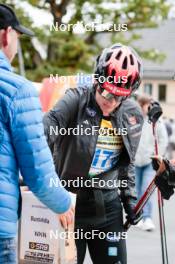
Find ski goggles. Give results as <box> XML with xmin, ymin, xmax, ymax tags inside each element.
<box><xmin>97</xmin><ymin>85</ymin><xmax>124</xmax><ymax>102</ymax></box>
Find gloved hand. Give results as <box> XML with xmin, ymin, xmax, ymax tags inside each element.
<box><xmin>155</xmin><ymin>171</ymin><xmax>174</xmax><ymax>200</ymax></box>
<box><xmin>151</xmin><ymin>157</ymin><xmax>175</xmax><ymax>200</ymax></box>
<box><xmin>148</xmin><ymin>101</ymin><xmax>162</xmax><ymax>123</ymax></box>
<box><xmin>122</xmin><ymin>197</ymin><xmax>143</xmax><ymax>225</ymax></box>
<box><xmin>151</xmin><ymin>155</ymin><xmax>162</xmax><ymax>171</ymax></box>
<box><xmin>164</xmin><ymin>159</ymin><xmax>175</xmax><ymax>187</ymax></box>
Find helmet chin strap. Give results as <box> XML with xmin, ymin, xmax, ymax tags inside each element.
<box><xmin>120</xmin><ymin>96</ymin><xmax>128</xmax><ymax>103</ymax></box>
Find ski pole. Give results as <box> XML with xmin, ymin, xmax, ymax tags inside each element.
<box><xmin>153</xmin><ymin>122</ymin><xmax>169</xmax><ymax>264</ymax></box>
<box><xmin>147</xmin><ymin>100</ymin><xmax>169</xmax><ymax>264</ymax></box>
<box><xmin>124</xmin><ymin>159</ymin><xmax>165</xmax><ymax>230</ymax></box>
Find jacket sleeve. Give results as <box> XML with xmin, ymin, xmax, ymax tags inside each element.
<box><xmin>118</xmin><ymin>162</ymin><xmax>137</xmax><ymax>200</ymax></box>
<box><xmin>9</xmin><ymin>82</ymin><xmax>71</xmax><ymax>214</ymax></box>
<box><xmin>43</xmin><ymin>88</ymin><xmax>79</xmax><ymax>152</ymax></box>
<box><xmin>118</xmin><ymin>101</ymin><xmax>144</xmax><ymax>201</ymax></box>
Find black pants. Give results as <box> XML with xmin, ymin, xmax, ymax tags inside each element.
<box><xmin>75</xmin><ymin>219</ymin><xmax>127</xmax><ymax>264</ymax></box>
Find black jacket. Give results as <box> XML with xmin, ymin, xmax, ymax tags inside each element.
<box><xmin>43</xmin><ymin>86</ymin><xmax>144</xmax><ymax>200</ymax></box>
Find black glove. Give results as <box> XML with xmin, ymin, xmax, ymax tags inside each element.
<box><xmin>148</xmin><ymin>101</ymin><xmax>162</xmax><ymax>123</ymax></box>
<box><xmin>152</xmin><ymin>159</ymin><xmax>175</xmax><ymax>200</ymax></box>
<box><xmin>152</xmin><ymin>157</ymin><xmax>175</xmax><ymax>184</ymax></box>
<box><xmin>151</xmin><ymin>157</ymin><xmax>175</xmax><ymax>199</ymax></box>
<box><xmin>123</xmin><ymin>197</ymin><xmax>143</xmax><ymax>225</ymax></box>
<box><xmin>164</xmin><ymin>159</ymin><xmax>175</xmax><ymax>187</ymax></box>
<box><xmin>155</xmin><ymin>171</ymin><xmax>174</xmax><ymax>200</ymax></box>
<box><xmin>151</xmin><ymin>156</ymin><xmax>161</xmax><ymax>171</ymax></box>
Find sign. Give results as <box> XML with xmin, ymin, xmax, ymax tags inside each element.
<box><xmin>19</xmin><ymin>191</ymin><xmax>76</xmax><ymax>264</ymax></box>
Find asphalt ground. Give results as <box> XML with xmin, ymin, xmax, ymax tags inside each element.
<box><xmin>84</xmin><ymin>193</ymin><xmax>175</xmax><ymax>264</ymax></box>
<box><xmin>127</xmin><ymin>193</ymin><xmax>175</xmax><ymax>264</ymax></box>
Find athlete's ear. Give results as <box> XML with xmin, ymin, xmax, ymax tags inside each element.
<box><xmin>1</xmin><ymin>27</ymin><xmax>11</xmax><ymax>47</ymax></box>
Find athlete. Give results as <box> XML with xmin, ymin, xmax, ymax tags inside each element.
<box><xmin>44</xmin><ymin>43</ymin><xmax>143</xmax><ymax>264</ymax></box>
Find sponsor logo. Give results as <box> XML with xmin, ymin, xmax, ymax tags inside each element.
<box><xmin>108</xmin><ymin>246</ymin><xmax>118</xmax><ymax>256</ymax></box>
<box><xmin>29</xmin><ymin>242</ymin><xmax>49</xmax><ymax>252</ymax></box>
<box><xmin>130</xmin><ymin>123</ymin><xmax>141</xmax><ymax>130</ymax></box>
<box><xmin>106</xmin><ymin>234</ymin><xmax>120</xmax><ymax>242</ymax></box>
<box><xmin>128</xmin><ymin>116</ymin><xmax>137</xmax><ymax>125</ymax></box>
<box><xmin>83</xmin><ymin>120</ymin><xmax>89</xmax><ymax>125</ymax></box>
<box><xmin>130</xmin><ymin>131</ymin><xmax>142</xmax><ymax>138</ymax></box>
<box><xmin>34</xmin><ymin>231</ymin><xmax>47</xmax><ymax>238</ymax></box>
<box><xmin>24</xmin><ymin>251</ymin><xmax>53</xmax><ymax>263</ymax></box>
<box><xmin>86</xmin><ymin>108</ymin><xmax>96</xmax><ymax>117</ymax></box>
<box><xmin>31</xmin><ymin>216</ymin><xmax>49</xmax><ymax>224</ymax></box>
<box><xmin>32</xmin><ymin>205</ymin><xmax>47</xmax><ymax>209</ymax></box>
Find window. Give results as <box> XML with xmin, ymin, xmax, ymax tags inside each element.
<box><xmin>158</xmin><ymin>84</ymin><xmax>167</xmax><ymax>102</ymax></box>
<box><xmin>144</xmin><ymin>83</ymin><xmax>152</xmax><ymax>95</ymax></box>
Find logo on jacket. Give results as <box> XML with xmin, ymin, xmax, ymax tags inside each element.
<box><xmin>83</xmin><ymin>120</ymin><xmax>89</xmax><ymax>125</ymax></box>
<box><xmin>106</xmin><ymin>233</ymin><xmax>120</xmax><ymax>242</ymax></box>
<box><xmin>108</xmin><ymin>247</ymin><xmax>118</xmax><ymax>256</ymax></box>
<box><xmin>128</xmin><ymin>115</ymin><xmax>137</xmax><ymax>125</ymax></box>
<box><xmin>86</xmin><ymin>107</ymin><xmax>97</xmax><ymax>117</ymax></box>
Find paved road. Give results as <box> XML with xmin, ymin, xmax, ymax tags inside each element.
<box><xmin>84</xmin><ymin>194</ymin><xmax>175</xmax><ymax>264</ymax></box>
<box><xmin>127</xmin><ymin>194</ymin><xmax>175</xmax><ymax>264</ymax></box>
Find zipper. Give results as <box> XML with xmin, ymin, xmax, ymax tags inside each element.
<box><xmin>111</xmin><ymin>114</ymin><xmax>132</xmax><ymax>163</ymax></box>
<box><xmin>87</xmin><ymin>115</ymin><xmax>102</xmax><ymax>174</ymax></box>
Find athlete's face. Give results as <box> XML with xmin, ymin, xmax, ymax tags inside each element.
<box><xmin>95</xmin><ymin>89</ymin><xmax>121</xmax><ymax>116</ymax></box>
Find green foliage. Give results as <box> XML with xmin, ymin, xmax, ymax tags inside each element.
<box><xmin>2</xmin><ymin>0</ymin><xmax>170</xmax><ymax>81</ymax></box>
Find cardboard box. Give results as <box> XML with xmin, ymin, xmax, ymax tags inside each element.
<box><xmin>19</xmin><ymin>191</ymin><xmax>76</xmax><ymax>264</ymax></box>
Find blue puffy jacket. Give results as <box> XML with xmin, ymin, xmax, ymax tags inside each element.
<box><xmin>0</xmin><ymin>51</ymin><xmax>71</xmax><ymax>238</ymax></box>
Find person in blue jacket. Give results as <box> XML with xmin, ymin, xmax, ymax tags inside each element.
<box><xmin>0</xmin><ymin>4</ymin><xmax>73</xmax><ymax>264</ymax></box>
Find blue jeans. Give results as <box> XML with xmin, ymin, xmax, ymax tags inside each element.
<box><xmin>135</xmin><ymin>163</ymin><xmax>155</xmax><ymax>219</ymax></box>
<box><xmin>0</xmin><ymin>238</ymin><xmax>17</xmax><ymax>264</ymax></box>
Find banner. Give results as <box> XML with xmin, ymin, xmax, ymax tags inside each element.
<box><xmin>39</xmin><ymin>74</ymin><xmax>93</xmax><ymax>112</ymax></box>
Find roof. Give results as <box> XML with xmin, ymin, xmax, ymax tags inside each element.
<box><xmin>133</xmin><ymin>19</ymin><xmax>175</xmax><ymax>79</ymax></box>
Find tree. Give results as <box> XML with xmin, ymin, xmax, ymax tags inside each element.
<box><xmin>2</xmin><ymin>0</ymin><xmax>170</xmax><ymax>81</ymax></box>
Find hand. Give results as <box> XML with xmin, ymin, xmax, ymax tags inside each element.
<box><xmin>153</xmin><ymin>158</ymin><xmax>175</xmax><ymax>200</ymax></box>
<box><xmin>20</xmin><ymin>186</ymin><xmax>29</xmax><ymax>191</ymax></box>
<box><xmin>147</xmin><ymin>100</ymin><xmax>162</xmax><ymax>123</ymax></box>
<box><xmin>59</xmin><ymin>205</ymin><xmax>75</xmax><ymax>229</ymax></box>
<box><xmin>151</xmin><ymin>157</ymin><xmax>174</xmax><ymax>199</ymax></box>
<box><xmin>151</xmin><ymin>155</ymin><xmax>163</xmax><ymax>171</ymax></box>
<box><xmin>123</xmin><ymin>197</ymin><xmax>143</xmax><ymax>225</ymax></box>
<box><xmin>164</xmin><ymin>159</ymin><xmax>175</xmax><ymax>187</ymax></box>
<box><xmin>155</xmin><ymin>170</ymin><xmax>174</xmax><ymax>200</ymax></box>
